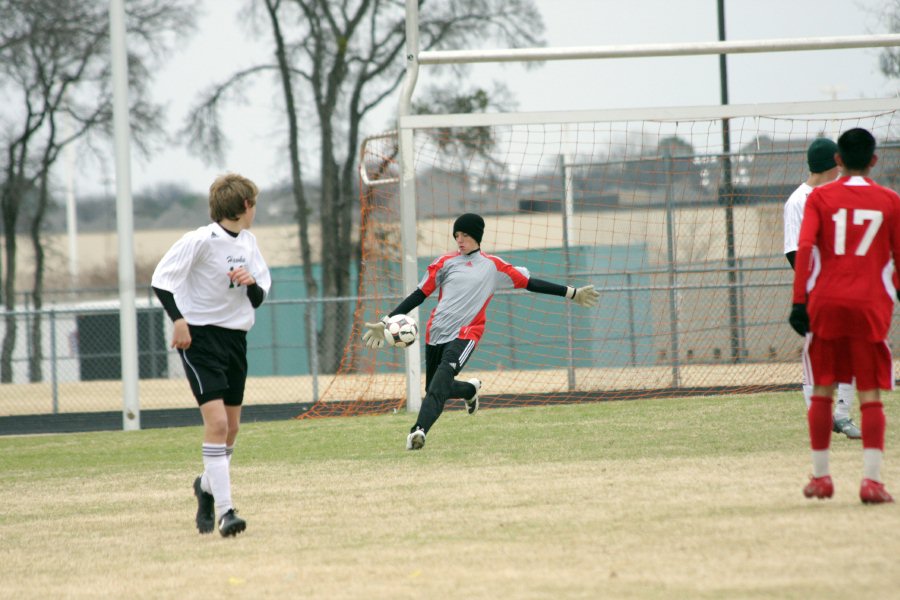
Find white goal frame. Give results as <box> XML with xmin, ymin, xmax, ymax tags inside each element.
<box><xmin>390</xmin><ymin>0</ymin><xmax>900</xmax><ymax>412</ymax></box>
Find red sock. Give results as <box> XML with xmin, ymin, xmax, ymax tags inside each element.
<box><xmin>808</xmin><ymin>396</ymin><xmax>833</xmax><ymax>451</ymax></box>
<box><xmin>860</xmin><ymin>401</ymin><xmax>886</xmax><ymax>451</ymax></box>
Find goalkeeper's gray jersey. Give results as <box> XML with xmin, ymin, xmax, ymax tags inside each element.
<box><xmin>418</xmin><ymin>250</ymin><xmax>529</xmax><ymax>345</ymax></box>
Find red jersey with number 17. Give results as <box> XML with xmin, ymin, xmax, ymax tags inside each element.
<box><xmin>792</xmin><ymin>175</ymin><xmax>900</xmax><ymax>341</ymax></box>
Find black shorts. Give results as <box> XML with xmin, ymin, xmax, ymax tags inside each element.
<box><xmin>424</xmin><ymin>338</ymin><xmax>476</xmax><ymax>389</ymax></box>
<box><xmin>178</xmin><ymin>325</ymin><xmax>248</xmax><ymax>406</ymax></box>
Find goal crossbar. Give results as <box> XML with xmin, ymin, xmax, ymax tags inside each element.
<box><xmin>399</xmin><ymin>98</ymin><xmax>900</xmax><ymax>130</ymax></box>
<box><xmin>417</xmin><ymin>34</ymin><xmax>900</xmax><ymax>65</ymax></box>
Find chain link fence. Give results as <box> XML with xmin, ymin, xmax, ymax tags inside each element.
<box><xmin>0</xmin><ymin>294</ymin><xmax>360</xmax><ymax>422</ymax></box>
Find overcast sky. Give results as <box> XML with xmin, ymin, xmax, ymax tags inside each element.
<box><xmin>77</xmin><ymin>0</ymin><xmax>898</xmax><ymax>196</ymax></box>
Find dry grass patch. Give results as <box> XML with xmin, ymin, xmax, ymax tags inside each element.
<box><xmin>1</xmin><ymin>394</ymin><xmax>899</xmax><ymax>599</ymax></box>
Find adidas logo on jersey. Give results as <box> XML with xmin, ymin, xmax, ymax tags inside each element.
<box><xmin>211</xmin><ymin>231</ymin><xmax>218</xmax><ymax>238</ymax></box>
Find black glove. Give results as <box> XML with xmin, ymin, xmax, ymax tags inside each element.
<box><xmin>788</xmin><ymin>303</ymin><xmax>809</xmax><ymax>336</ymax></box>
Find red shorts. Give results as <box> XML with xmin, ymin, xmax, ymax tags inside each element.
<box><xmin>803</xmin><ymin>334</ymin><xmax>894</xmax><ymax>391</ymax></box>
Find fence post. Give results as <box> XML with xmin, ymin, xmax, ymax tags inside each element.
<box><xmin>664</xmin><ymin>151</ymin><xmax>681</xmax><ymax>388</ymax></box>
<box><xmin>626</xmin><ymin>273</ymin><xmax>637</xmax><ymax>368</ymax></box>
<box><xmin>51</xmin><ymin>310</ymin><xmax>59</xmax><ymax>414</ymax></box>
<box><xmin>307</xmin><ymin>301</ymin><xmax>319</xmax><ymax>403</ymax></box>
<box><xmin>561</xmin><ymin>153</ymin><xmax>577</xmax><ymax>390</ymax></box>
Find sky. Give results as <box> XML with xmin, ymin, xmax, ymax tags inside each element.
<box><xmin>75</xmin><ymin>0</ymin><xmax>899</xmax><ymax>197</ymax></box>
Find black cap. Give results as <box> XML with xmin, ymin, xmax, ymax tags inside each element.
<box><xmin>807</xmin><ymin>138</ymin><xmax>838</xmax><ymax>173</ymax></box>
<box><xmin>453</xmin><ymin>213</ymin><xmax>484</xmax><ymax>245</ymax></box>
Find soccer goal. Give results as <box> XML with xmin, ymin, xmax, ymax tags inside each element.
<box><xmin>305</xmin><ymin>5</ymin><xmax>900</xmax><ymax>417</ymax></box>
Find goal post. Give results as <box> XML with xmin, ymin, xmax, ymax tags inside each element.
<box><xmin>303</xmin><ymin>7</ymin><xmax>900</xmax><ymax>417</ymax></box>
<box><xmin>333</xmin><ymin>100</ymin><xmax>900</xmax><ymax>418</ymax></box>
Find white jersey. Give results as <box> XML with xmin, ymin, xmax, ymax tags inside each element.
<box><xmin>151</xmin><ymin>222</ymin><xmax>272</xmax><ymax>331</ymax></box>
<box><xmin>783</xmin><ymin>182</ymin><xmax>813</xmax><ymax>255</ymax></box>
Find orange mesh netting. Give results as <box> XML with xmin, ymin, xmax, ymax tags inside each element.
<box><xmin>301</xmin><ymin>112</ymin><xmax>900</xmax><ymax>418</ymax></box>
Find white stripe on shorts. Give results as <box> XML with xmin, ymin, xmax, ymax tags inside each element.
<box><xmin>179</xmin><ymin>349</ymin><xmax>205</xmax><ymax>396</ymax></box>
<box><xmin>458</xmin><ymin>339</ymin><xmax>476</xmax><ymax>368</ymax></box>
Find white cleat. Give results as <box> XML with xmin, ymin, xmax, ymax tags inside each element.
<box><xmin>406</xmin><ymin>428</ymin><xmax>426</xmax><ymax>450</ymax></box>
<box><xmin>465</xmin><ymin>378</ymin><xmax>481</xmax><ymax>415</ymax></box>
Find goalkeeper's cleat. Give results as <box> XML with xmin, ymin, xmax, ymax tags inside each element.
<box><xmin>406</xmin><ymin>427</ymin><xmax>426</xmax><ymax>451</ymax></box>
<box><xmin>860</xmin><ymin>479</ymin><xmax>894</xmax><ymax>504</ymax></box>
<box><xmin>833</xmin><ymin>417</ymin><xmax>862</xmax><ymax>440</ymax></box>
<box><xmin>803</xmin><ymin>475</ymin><xmax>834</xmax><ymax>500</ymax></box>
<box><xmin>218</xmin><ymin>508</ymin><xmax>247</xmax><ymax>537</ymax></box>
<box><xmin>193</xmin><ymin>476</ymin><xmax>215</xmax><ymax>534</ymax></box>
<box><xmin>465</xmin><ymin>378</ymin><xmax>482</xmax><ymax>415</ymax></box>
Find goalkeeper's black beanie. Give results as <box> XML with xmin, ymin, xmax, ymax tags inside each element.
<box><xmin>453</xmin><ymin>213</ymin><xmax>484</xmax><ymax>245</ymax></box>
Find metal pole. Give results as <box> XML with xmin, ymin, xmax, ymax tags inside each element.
<box><xmin>270</xmin><ymin>302</ymin><xmax>279</xmax><ymax>375</ymax></box>
<box><xmin>562</xmin><ymin>153</ymin><xmax>576</xmax><ymax>390</ymax></box>
<box><xmin>626</xmin><ymin>273</ymin><xmax>637</xmax><ymax>368</ymax></box>
<box><xmin>736</xmin><ymin>257</ymin><xmax>747</xmax><ymax>360</ymax></box>
<box><xmin>64</xmin><ymin>111</ymin><xmax>78</xmax><ymax>283</ymax></box>
<box><xmin>399</xmin><ymin>0</ymin><xmax>422</xmax><ymax>412</ymax></box>
<box><xmin>718</xmin><ymin>0</ymin><xmax>741</xmax><ymax>364</ymax></box>
<box><xmin>51</xmin><ymin>310</ymin><xmax>58</xmax><ymax>414</ymax></box>
<box><xmin>307</xmin><ymin>301</ymin><xmax>319</xmax><ymax>403</ymax></box>
<box><xmin>417</xmin><ymin>34</ymin><xmax>900</xmax><ymax>65</ymax></box>
<box><xmin>109</xmin><ymin>0</ymin><xmax>140</xmax><ymax>430</ymax></box>
<box><xmin>664</xmin><ymin>152</ymin><xmax>680</xmax><ymax>387</ymax></box>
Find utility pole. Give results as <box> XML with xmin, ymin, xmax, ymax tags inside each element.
<box><xmin>718</xmin><ymin>0</ymin><xmax>742</xmax><ymax>363</ymax></box>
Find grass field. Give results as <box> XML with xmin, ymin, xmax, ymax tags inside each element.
<box><xmin>2</xmin><ymin>391</ymin><xmax>899</xmax><ymax>599</ymax></box>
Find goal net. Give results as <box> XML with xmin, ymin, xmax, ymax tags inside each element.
<box><xmin>308</xmin><ymin>101</ymin><xmax>900</xmax><ymax>417</ymax></box>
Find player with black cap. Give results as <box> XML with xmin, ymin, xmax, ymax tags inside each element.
<box><xmin>362</xmin><ymin>213</ymin><xmax>600</xmax><ymax>450</ymax></box>
<box><xmin>783</xmin><ymin>138</ymin><xmax>861</xmax><ymax>439</ymax></box>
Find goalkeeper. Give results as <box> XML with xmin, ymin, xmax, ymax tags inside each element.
<box><xmin>362</xmin><ymin>213</ymin><xmax>599</xmax><ymax>451</ymax></box>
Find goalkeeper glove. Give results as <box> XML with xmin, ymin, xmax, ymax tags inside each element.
<box><xmin>566</xmin><ymin>285</ymin><xmax>599</xmax><ymax>308</ymax></box>
<box><xmin>788</xmin><ymin>303</ymin><xmax>809</xmax><ymax>336</ymax></box>
<box><xmin>362</xmin><ymin>316</ymin><xmax>389</xmax><ymax>348</ymax></box>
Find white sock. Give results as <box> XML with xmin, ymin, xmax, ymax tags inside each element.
<box><xmin>802</xmin><ymin>384</ymin><xmax>813</xmax><ymax>410</ymax></box>
<box><xmin>812</xmin><ymin>450</ymin><xmax>830</xmax><ymax>478</ymax></box>
<box><xmin>834</xmin><ymin>383</ymin><xmax>854</xmax><ymax>420</ymax></box>
<box><xmin>200</xmin><ymin>472</ymin><xmax>212</xmax><ymax>494</ymax></box>
<box><xmin>863</xmin><ymin>448</ymin><xmax>884</xmax><ymax>482</ymax></box>
<box><xmin>202</xmin><ymin>443</ymin><xmax>233</xmax><ymax>518</ymax></box>
<box><xmin>226</xmin><ymin>445</ymin><xmax>235</xmax><ymax>464</ymax></box>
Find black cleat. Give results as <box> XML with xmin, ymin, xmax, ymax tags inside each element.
<box><xmin>193</xmin><ymin>477</ymin><xmax>215</xmax><ymax>534</ymax></box>
<box><xmin>218</xmin><ymin>509</ymin><xmax>247</xmax><ymax>537</ymax></box>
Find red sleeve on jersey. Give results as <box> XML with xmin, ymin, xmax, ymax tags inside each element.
<box><xmin>792</xmin><ymin>189</ymin><xmax>822</xmax><ymax>304</ymax></box>
<box><xmin>484</xmin><ymin>254</ymin><xmax>530</xmax><ymax>289</ymax></box>
<box><xmin>420</xmin><ymin>254</ymin><xmax>452</xmax><ymax>297</ymax></box>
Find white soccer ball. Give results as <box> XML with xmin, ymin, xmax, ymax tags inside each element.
<box><xmin>383</xmin><ymin>314</ymin><xmax>418</xmax><ymax>348</ymax></box>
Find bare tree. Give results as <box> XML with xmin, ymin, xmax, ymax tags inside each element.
<box><xmin>0</xmin><ymin>0</ymin><xmax>193</xmax><ymax>382</ymax></box>
<box><xmin>186</xmin><ymin>0</ymin><xmax>544</xmax><ymax>372</ymax></box>
<box><xmin>881</xmin><ymin>1</ymin><xmax>900</xmax><ymax>78</ymax></box>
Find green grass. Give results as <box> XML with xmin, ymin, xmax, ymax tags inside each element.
<box><xmin>1</xmin><ymin>392</ymin><xmax>899</xmax><ymax>599</ymax></box>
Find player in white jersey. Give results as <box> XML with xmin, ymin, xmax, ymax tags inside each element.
<box><xmin>362</xmin><ymin>213</ymin><xmax>600</xmax><ymax>450</ymax></box>
<box><xmin>151</xmin><ymin>173</ymin><xmax>272</xmax><ymax>536</ymax></box>
<box><xmin>783</xmin><ymin>138</ymin><xmax>861</xmax><ymax>439</ymax></box>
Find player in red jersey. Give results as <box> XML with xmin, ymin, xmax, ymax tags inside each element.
<box><xmin>789</xmin><ymin>127</ymin><xmax>900</xmax><ymax>504</ymax></box>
